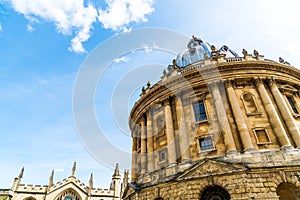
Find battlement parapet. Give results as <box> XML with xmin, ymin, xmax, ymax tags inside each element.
<box><xmin>91</xmin><ymin>188</ymin><xmax>114</xmax><ymax>195</ymax></box>
<box><xmin>16</xmin><ymin>184</ymin><xmax>47</xmax><ymax>193</ymax></box>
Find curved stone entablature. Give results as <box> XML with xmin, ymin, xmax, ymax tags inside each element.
<box><xmin>130</xmin><ymin>57</ymin><xmax>300</xmax><ymax>125</ymax></box>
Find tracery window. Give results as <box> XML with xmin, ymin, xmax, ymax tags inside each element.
<box><xmin>55</xmin><ymin>190</ymin><xmax>80</xmax><ymax>200</ymax></box>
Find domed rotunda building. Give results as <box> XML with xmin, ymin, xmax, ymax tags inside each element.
<box><xmin>122</xmin><ymin>36</ymin><xmax>300</xmax><ymax>200</ymax></box>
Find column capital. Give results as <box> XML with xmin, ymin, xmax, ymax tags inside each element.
<box><xmin>139</xmin><ymin>115</ymin><xmax>146</xmax><ymax>124</ymax></box>
<box><xmin>162</xmin><ymin>98</ymin><xmax>171</xmax><ymax>106</ymax></box>
<box><xmin>266</xmin><ymin>76</ymin><xmax>277</xmax><ymax>87</ymax></box>
<box><xmin>208</xmin><ymin>81</ymin><xmax>218</xmax><ymax>91</ymax></box>
<box><xmin>146</xmin><ymin>108</ymin><xmax>153</xmax><ymax>119</ymax></box>
<box><xmin>224</xmin><ymin>79</ymin><xmax>234</xmax><ymax>88</ymax></box>
<box><xmin>253</xmin><ymin>77</ymin><xmax>264</xmax><ymax>87</ymax></box>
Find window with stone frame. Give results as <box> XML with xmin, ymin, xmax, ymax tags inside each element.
<box><xmin>156</xmin><ymin>115</ymin><xmax>165</xmax><ymax>134</ymax></box>
<box><xmin>158</xmin><ymin>148</ymin><xmax>167</xmax><ymax>162</ymax></box>
<box><xmin>198</xmin><ymin>136</ymin><xmax>214</xmax><ymax>151</ymax></box>
<box><xmin>253</xmin><ymin>128</ymin><xmax>271</xmax><ymax>144</ymax></box>
<box><xmin>286</xmin><ymin>96</ymin><xmax>299</xmax><ymax>114</ymax></box>
<box><xmin>241</xmin><ymin>92</ymin><xmax>260</xmax><ymax>115</ymax></box>
<box><xmin>193</xmin><ymin>100</ymin><xmax>207</xmax><ymax>121</ymax></box>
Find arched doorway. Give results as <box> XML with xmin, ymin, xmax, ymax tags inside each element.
<box><xmin>24</xmin><ymin>197</ymin><xmax>37</xmax><ymax>200</ymax></box>
<box><xmin>200</xmin><ymin>186</ymin><xmax>230</xmax><ymax>200</ymax></box>
<box><xmin>277</xmin><ymin>183</ymin><xmax>300</xmax><ymax>200</ymax></box>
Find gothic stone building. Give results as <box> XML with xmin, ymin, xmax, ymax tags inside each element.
<box><xmin>0</xmin><ymin>162</ymin><xmax>128</xmax><ymax>200</ymax></box>
<box><xmin>122</xmin><ymin>36</ymin><xmax>300</xmax><ymax>199</ymax></box>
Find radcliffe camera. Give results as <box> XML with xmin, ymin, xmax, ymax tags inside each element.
<box><xmin>1</xmin><ymin>1</ymin><xmax>300</xmax><ymax>200</ymax></box>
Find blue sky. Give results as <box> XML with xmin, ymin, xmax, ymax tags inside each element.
<box><xmin>0</xmin><ymin>0</ymin><xmax>300</xmax><ymax>189</ymax></box>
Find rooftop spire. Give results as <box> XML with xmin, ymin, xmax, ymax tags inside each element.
<box><xmin>89</xmin><ymin>173</ymin><xmax>93</xmax><ymax>189</ymax></box>
<box><xmin>113</xmin><ymin>163</ymin><xmax>120</xmax><ymax>177</ymax></box>
<box><xmin>71</xmin><ymin>161</ymin><xmax>76</xmax><ymax>177</ymax></box>
<box><xmin>49</xmin><ymin>170</ymin><xmax>54</xmax><ymax>187</ymax></box>
<box><xmin>18</xmin><ymin>167</ymin><xmax>24</xmax><ymax>179</ymax></box>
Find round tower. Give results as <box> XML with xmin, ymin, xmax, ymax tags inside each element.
<box><xmin>124</xmin><ymin>36</ymin><xmax>300</xmax><ymax>200</ymax></box>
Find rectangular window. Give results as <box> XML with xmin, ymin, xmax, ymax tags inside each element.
<box><xmin>287</xmin><ymin>96</ymin><xmax>299</xmax><ymax>114</ymax></box>
<box><xmin>159</xmin><ymin>149</ymin><xmax>167</xmax><ymax>162</ymax></box>
<box><xmin>156</xmin><ymin>117</ymin><xmax>163</xmax><ymax>130</ymax></box>
<box><xmin>193</xmin><ymin>101</ymin><xmax>207</xmax><ymax>121</ymax></box>
<box><xmin>199</xmin><ymin>136</ymin><xmax>214</xmax><ymax>151</ymax></box>
<box><xmin>254</xmin><ymin>129</ymin><xmax>271</xmax><ymax>144</ymax></box>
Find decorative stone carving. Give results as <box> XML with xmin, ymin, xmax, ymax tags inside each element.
<box><xmin>177</xmin><ymin>160</ymin><xmax>247</xmax><ymax>180</ymax></box>
<box><xmin>279</xmin><ymin>57</ymin><xmax>284</xmax><ymax>63</ymax></box>
<box><xmin>253</xmin><ymin>49</ymin><xmax>259</xmax><ymax>58</ymax></box>
<box><xmin>242</xmin><ymin>49</ymin><xmax>248</xmax><ymax>56</ymax></box>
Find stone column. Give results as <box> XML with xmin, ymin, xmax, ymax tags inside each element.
<box><xmin>140</xmin><ymin>117</ymin><xmax>147</xmax><ymax>174</ymax></box>
<box><xmin>175</xmin><ymin>95</ymin><xmax>191</xmax><ymax>162</ymax></box>
<box><xmin>268</xmin><ymin>78</ymin><xmax>300</xmax><ymax>148</ymax></box>
<box><xmin>131</xmin><ymin>131</ymin><xmax>138</xmax><ymax>181</ymax></box>
<box><xmin>225</xmin><ymin>80</ymin><xmax>255</xmax><ymax>152</ymax></box>
<box><xmin>164</xmin><ymin>98</ymin><xmax>177</xmax><ymax>165</ymax></box>
<box><xmin>209</xmin><ymin>82</ymin><xmax>237</xmax><ymax>154</ymax></box>
<box><xmin>254</xmin><ymin>78</ymin><xmax>291</xmax><ymax>149</ymax></box>
<box><xmin>146</xmin><ymin>110</ymin><xmax>154</xmax><ymax>172</ymax></box>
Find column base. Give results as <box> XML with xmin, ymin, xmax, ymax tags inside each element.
<box><xmin>182</xmin><ymin>158</ymin><xmax>192</xmax><ymax>163</ymax></box>
<box><xmin>226</xmin><ymin>149</ymin><xmax>239</xmax><ymax>155</ymax></box>
<box><xmin>243</xmin><ymin>148</ymin><xmax>257</xmax><ymax>153</ymax></box>
<box><xmin>168</xmin><ymin>162</ymin><xmax>177</xmax><ymax>167</ymax></box>
<box><xmin>280</xmin><ymin>145</ymin><xmax>293</xmax><ymax>151</ymax></box>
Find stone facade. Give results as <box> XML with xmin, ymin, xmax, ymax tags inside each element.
<box><xmin>0</xmin><ymin>162</ymin><xmax>128</xmax><ymax>200</ymax></box>
<box><xmin>123</xmin><ymin>37</ymin><xmax>300</xmax><ymax>199</ymax></box>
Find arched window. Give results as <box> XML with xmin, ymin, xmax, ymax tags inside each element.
<box><xmin>277</xmin><ymin>183</ymin><xmax>300</xmax><ymax>200</ymax></box>
<box><xmin>241</xmin><ymin>92</ymin><xmax>260</xmax><ymax>115</ymax></box>
<box><xmin>55</xmin><ymin>189</ymin><xmax>81</xmax><ymax>200</ymax></box>
<box><xmin>200</xmin><ymin>186</ymin><xmax>230</xmax><ymax>200</ymax></box>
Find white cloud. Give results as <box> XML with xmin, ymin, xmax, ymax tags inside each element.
<box><xmin>7</xmin><ymin>0</ymin><xmax>97</xmax><ymax>53</ymax></box>
<box><xmin>113</xmin><ymin>56</ymin><xmax>129</xmax><ymax>63</ymax></box>
<box><xmin>98</xmin><ymin>0</ymin><xmax>154</xmax><ymax>31</ymax></box>
<box><xmin>54</xmin><ymin>168</ymin><xmax>64</xmax><ymax>172</ymax></box>
<box><xmin>122</xmin><ymin>26</ymin><xmax>132</xmax><ymax>33</ymax></box>
<box><xmin>0</xmin><ymin>22</ymin><xmax>2</xmax><ymax>32</ymax></box>
<box><xmin>26</xmin><ymin>24</ymin><xmax>35</xmax><ymax>32</ymax></box>
<box><xmin>142</xmin><ymin>42</ymin><xmax>159</xmax><ymax>53</ymax></box>
<box><xmin>5</xmin><ymin>0</ymin><xmax>155</xmax><ymax>53</ymax></box>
